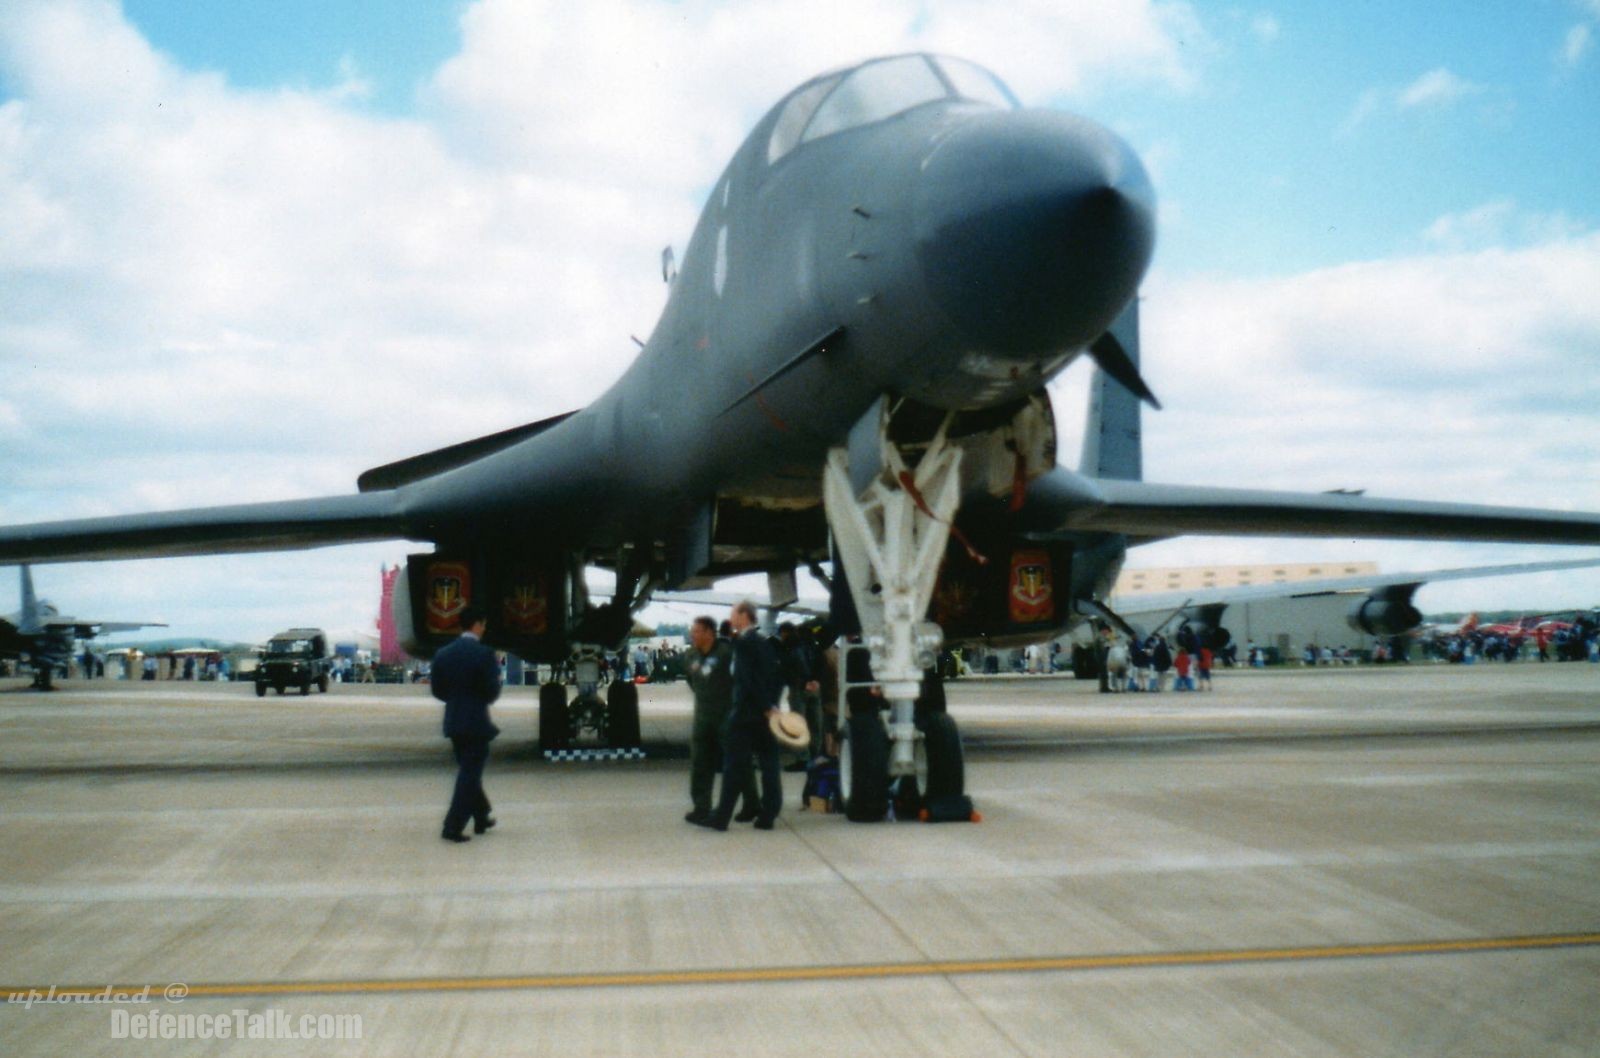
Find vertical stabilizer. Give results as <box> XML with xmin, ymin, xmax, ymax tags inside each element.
<box><xmin>19</xmin><ymin>564</ymin><xmax>41</xmax><ymax>634</ymax></box>
<box><xmin>1079</xmin><ymin>298</ymin><xmax>1144</xmax><ymax>481</ymax></box>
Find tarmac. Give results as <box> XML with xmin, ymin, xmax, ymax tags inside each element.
<box><xmin>2</xmin><ymin>661</ymin><xmax>1598</xmax><ymax>1056</ymax></box>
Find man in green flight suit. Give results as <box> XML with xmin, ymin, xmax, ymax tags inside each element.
<box><xmin>684</xmin><ymin>615</ymin><xmax>754</xmax><ymax>824</ymax></box>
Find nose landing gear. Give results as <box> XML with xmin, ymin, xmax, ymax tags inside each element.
<box><xmin>824</xmin><ymin>408</ymin><xmax>973</xmax><ymax>822</ymax></box>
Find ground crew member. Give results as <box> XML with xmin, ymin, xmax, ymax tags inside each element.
<box><xmin>695</xmin><ymin>601</ymin><xmax>784</xmax><ymax>831</ymax></box>
<box><xmin>684</xmin><ymin>615</ymin><xmax>753</xmax><ymax>824</ymax></box>
<box><xmin>433</xmin><ymin>605</ymin><xmax>500</xmax><ymax>843</ymax></box>
<box><xmin>777</xmin><ymin>622</ymin><xmax>823</xmax><ymax>771</ymax></box>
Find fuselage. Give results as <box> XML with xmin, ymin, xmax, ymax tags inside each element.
<box><xmin>400</xmin><ymin>54</ymin><xmax>1154</xmax><ymax>566</ymax></box>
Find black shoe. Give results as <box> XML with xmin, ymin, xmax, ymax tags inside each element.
<box><xmin>684</xmin><ymin>810</ymin><xmax>710</xmax><ymax>824</ymax></box>
<box><xmin>690</xmin><ymin>816</ymin><xmax>728</xmax><ymax>832</ymax></box>
<box><xmin>754</xmin><ymin>818</ymin><xmax>776</xmax><ymax>831</ymax></box>
<box><xmin>733</xmin><ymin>808</ymin><xmax>759</xmax><ymax>823</ymax></box>
<box><xmin>474</xmin><ymin>817</ymin><xmax>496</xmax><ymax>835</ymax></box>
<box><xmin>782</xmin><ymin>760</ymin><xmax>808</xmax><ymax>773</ymax></box>
<box><xmin>440</xmin><ymin>830</ymin><xmax>470</xmax><ymax>843</ymax></box>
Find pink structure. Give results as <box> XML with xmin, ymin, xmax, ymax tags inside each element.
<box><xmin>378</xmin><ymin>564</ymin><xmax>404</xmax><ymax>664</ymax></box>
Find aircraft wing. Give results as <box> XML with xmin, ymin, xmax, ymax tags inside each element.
<box><xmin>40</xmin><ymin>618</ymin><xmax>168</xmax><ymax>635</ymax></box>
<box><xmin>1111</xmin><ymin>556</ymin><xmax>1600</xmax><ymax>619</ymax></box>
<box><xmin>651</xmin><ymin>589</ymin><xmax>830</xmax><ymax>618</ymax></box>
<box><xmin>0</xmin><ymin>493</ymin><xmax>411</xmax><ymax>565</ymax></box>
<box><xmin>1044</xmin><ymin>477</ymin><xmax>1600</xmax><ymax>545</ymax></box>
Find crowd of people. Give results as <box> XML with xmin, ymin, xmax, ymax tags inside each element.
<box><xmin>1420</xmin><ymin>616</ymin><xmax>1600</xmax><ymax>665</ymax></box>
<box><xmin>1107</xmin><ymin>633</ymin><xmax>1216</xmax><ymax>692</ymax></box>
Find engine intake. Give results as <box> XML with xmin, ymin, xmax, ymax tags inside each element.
<box><xmin>1347</xmin><ymin>596</ymin><xmax>1423</xmax><ymax>637</ymax></box>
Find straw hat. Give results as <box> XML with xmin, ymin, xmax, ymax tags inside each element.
<box><xmin>769</xmin><ymin>710</ymin><xmax>810</xmax><ymax>750</ymax></box>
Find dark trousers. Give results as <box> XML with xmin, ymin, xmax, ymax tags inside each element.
<box><xmin>444</xmin><ymin>736</ymin><xmax>492</xmax><ymax>835</ymax></box>
<box><xmin>691</xmin><ymin>710</ymin><xmax>753</xmax><ymax>817</ymax></box>
<box><xmin>711</xmin><ymin>720</ymin><xmax>782</xmax><ymax>826</ymax></box>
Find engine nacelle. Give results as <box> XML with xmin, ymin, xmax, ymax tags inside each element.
<box><xmin>1173</xmin><ymin>618</ymin><xmax>1232</xmax><ymax>654</ymax></box>
<box><xmin>395</xmin><ymin>551</ymin><xmax>569</xmax><ymax>661</ymax></box>
<box><xmin>1347</xmin><ymin>596</ymin><xmax>1423</xmax><ymax>637</ymax></box>
<box><xmin>929</xmin><ymin>529</ymin><xmax>1076</xmax><ymax>648</ymax></box>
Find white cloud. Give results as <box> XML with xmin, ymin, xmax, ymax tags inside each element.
<box><xmin>0</xmin><ymin>0</ymin><xmax>1206</xmax><ymax>641</ymax></box>
<box><xmin>1422</xmin><ymin>199</ymin><xmax>1587</xmax><ymax>250</ymax></box>
<box><xmin>1057</xmin><ymin>229</ymin><xmax>1600</xmax><ymax>612</ymax></box>
<box><xmin>1558</xmin><ymin>22</ymin><xmax>1593</xmax><ymax>68</ymax></box>
<box><xmin>1335</xmin><ymin>87</ymin><xmax>1383</xmax><ymax>136</ymax></box>
<box><xmin>1250</xmin><ymin>13</ymin><xmax>1281</xmax><ymax>43</ymax></box>
<box><xmin>1396</xmin><ymin>67</ymin><xmax>1481</xmax><ymax>109</ymax></box>
<box><xmin>1339</xmin><ymin>66</ymin><xmax>1487</xmax><ymax>135</ymax></box>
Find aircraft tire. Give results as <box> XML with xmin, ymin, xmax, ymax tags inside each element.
<box><xmin>915</xmin><ymin>668</ymin><xmax>947</xmax><ymax>717</ymax></box>
<box><xmin>918</xmin><ymin>712</ymin><xmax>964</xmax><ymax>801</ymax></box>
<box><xmin>539</xmin><ymin>682</ymin><xmax>571</xmax><ymax>753</ymax></box>
<box><xmin>317</xmin><ymin>676</ymin><xmax>329</xmax><ymax>693</ymax></box>
<box><xmin>843</xmin><ymin>713</ymin><xmax>889</xmax><ymax>823</ymax></box>
<box><xmin>605</xmin><ymin>680</ymin><xmax>642</xmax><ymax>748</ymax></box>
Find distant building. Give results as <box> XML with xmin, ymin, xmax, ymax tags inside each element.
<box><xmin>1114</xmin><ymin>561</ymin><xmax>1378</xmax><ymax>597</ymax></box>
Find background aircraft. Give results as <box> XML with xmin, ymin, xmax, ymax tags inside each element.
<box><xmin>1113</xmin><ymin>557</ymin><xmax>1600</xmax><ymax>653</ymax></box>
<box><xmin>0</xmin><ymin>566</ymin><xmax>165</xmax><ymax>690</ymax></box>
<box><xmin>3</xmin><ymin>54</ymin><xmax>1600</xmax><ymax>817</ymax></box>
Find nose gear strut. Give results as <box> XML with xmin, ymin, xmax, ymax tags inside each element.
<box><xmin>824</xmin><ymin>401</ymin><xmax>971</xmax><ymax>818</ymax></box>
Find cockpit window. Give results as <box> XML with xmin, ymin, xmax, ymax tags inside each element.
<box><xmin>935</xmin><ymin>56</ymin><xmax>1019</xmax><ymax>110</ymax></box>
<box><xmin>766</xmin><ymin>74</ymin><xmax>842</xmax><ymax>164</ymax></box>
<box><xmin>766</xmin><ymin>55</ymin><xmax>1019</xmax><ymax>165</ymax></box>
<box><xmin>802</xmin><ymin>55</ymin><xmax>948</xmax><ymax>145</ymax></box>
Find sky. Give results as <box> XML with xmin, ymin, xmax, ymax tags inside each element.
<box><xmin>2</xmin><ymin>0</ymin><xmax>1598</xmax><ymax>644</ymax></box>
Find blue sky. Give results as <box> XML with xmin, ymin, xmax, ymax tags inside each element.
<box><xmin>1</xmin><ymin>0</ymin><xmax>1597</xmax><ymax>642</ymax></box>
<box><xmin>121</xmin><ymin>0</ymin><xmax>464</xmax><ymax>113</ymax></box>
<box><xmin>115</xmin><ymin>0</ymin><xmax>1600</xmax><ymax>279</ymax></box>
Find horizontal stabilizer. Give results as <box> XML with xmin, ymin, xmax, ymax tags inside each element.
<box><xmin>358</xmin><ymin>410</ymin><xmax>578</xmax><ymax>492</ymax></box>
<box><xmin>1089</xmin><ymin>330</ymin><xmax>1160</xmax><ymax>410</ymax></box>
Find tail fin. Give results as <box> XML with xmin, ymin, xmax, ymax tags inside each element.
<box><xmin>19</xmin><ymin>564</ymin><xmax>40</xmax><ymax>634</ymax></box>
<box><xmin>1079</xmin><ymin>298</ymin><xmax>1144</xmax><ymax>481</ymax></box>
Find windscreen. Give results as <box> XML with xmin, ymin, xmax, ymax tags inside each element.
<box><xmin>801</xmin><ymin>56</ymin><xmax>949</xmax><ymax>144</ymax></box>
<box><xmin>934</xmin><ymin>56</ymin><xmax>1019</xmax><ymax>109</ymax></box>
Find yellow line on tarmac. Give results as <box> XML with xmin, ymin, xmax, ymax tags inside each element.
<box><xmin>11</xmin><ymin>932</ymin><xmax>1600</xmax><ymax>1001</ymax></box>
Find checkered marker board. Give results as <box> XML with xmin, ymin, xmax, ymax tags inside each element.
<box><xmin>542</xmin><ymin>747</ymin><xmax>647</xmax><ymax>762</ymax></box>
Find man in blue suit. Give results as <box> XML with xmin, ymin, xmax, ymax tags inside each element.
<box><xmin>432</xmin><ymin>605</ymin><xmax>501</xmax><ymax>843</ymax></box>
<box><xmin>694</xmin><ymin>600</ymin><xmax>784</xmax><ymax>831</ymax></box>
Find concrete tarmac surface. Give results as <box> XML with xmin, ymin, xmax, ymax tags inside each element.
<box><xmin>2</xmin><ymin>662</ymin><xmax>1598</xmax><ymax>1056</ymax></box>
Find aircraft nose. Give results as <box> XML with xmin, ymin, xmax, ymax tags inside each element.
<box><xmin>913</xmin><ymin>110</ymin><xmax>1156</xmax><ymax>356</ymax></box>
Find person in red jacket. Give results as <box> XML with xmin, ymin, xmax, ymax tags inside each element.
<box><xmin>1174</xmin><ymin>648</ymin><xmax>1192</xmax><ymax>691</ymax></box>
<box><xmin>1197</xmin><ymin>646</ymin><xmax>1214</xmax><ymax>691</ymax></box>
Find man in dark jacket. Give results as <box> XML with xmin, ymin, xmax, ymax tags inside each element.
<box><xmin>695</xmin><ymin>601</ymin><xmax>784</xmax><ymax>831</ymax></box>
<box><xmin>683</xmin><ymin>615</ymin><xmax>753</xmax><ymax>824</ymax></box>
<box><xmin>432</xmin><ymin>606</ymin><xmax>501</xmax><ymax>843</ymax></box>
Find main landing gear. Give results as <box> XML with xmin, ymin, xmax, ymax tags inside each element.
<box><xmin>825</xmin><ymin>407</ymin><xmax>974</xmax><ymax>823</ymax></box>
<box><xmin>538</xmin><ymin>553</ymin><xmax>648</xmax><ymax>757</ymax></box>
<box><xmin>538</xmin><ymin>647</ymin><xmax>642</xmax><ymax>755</ymax></box>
